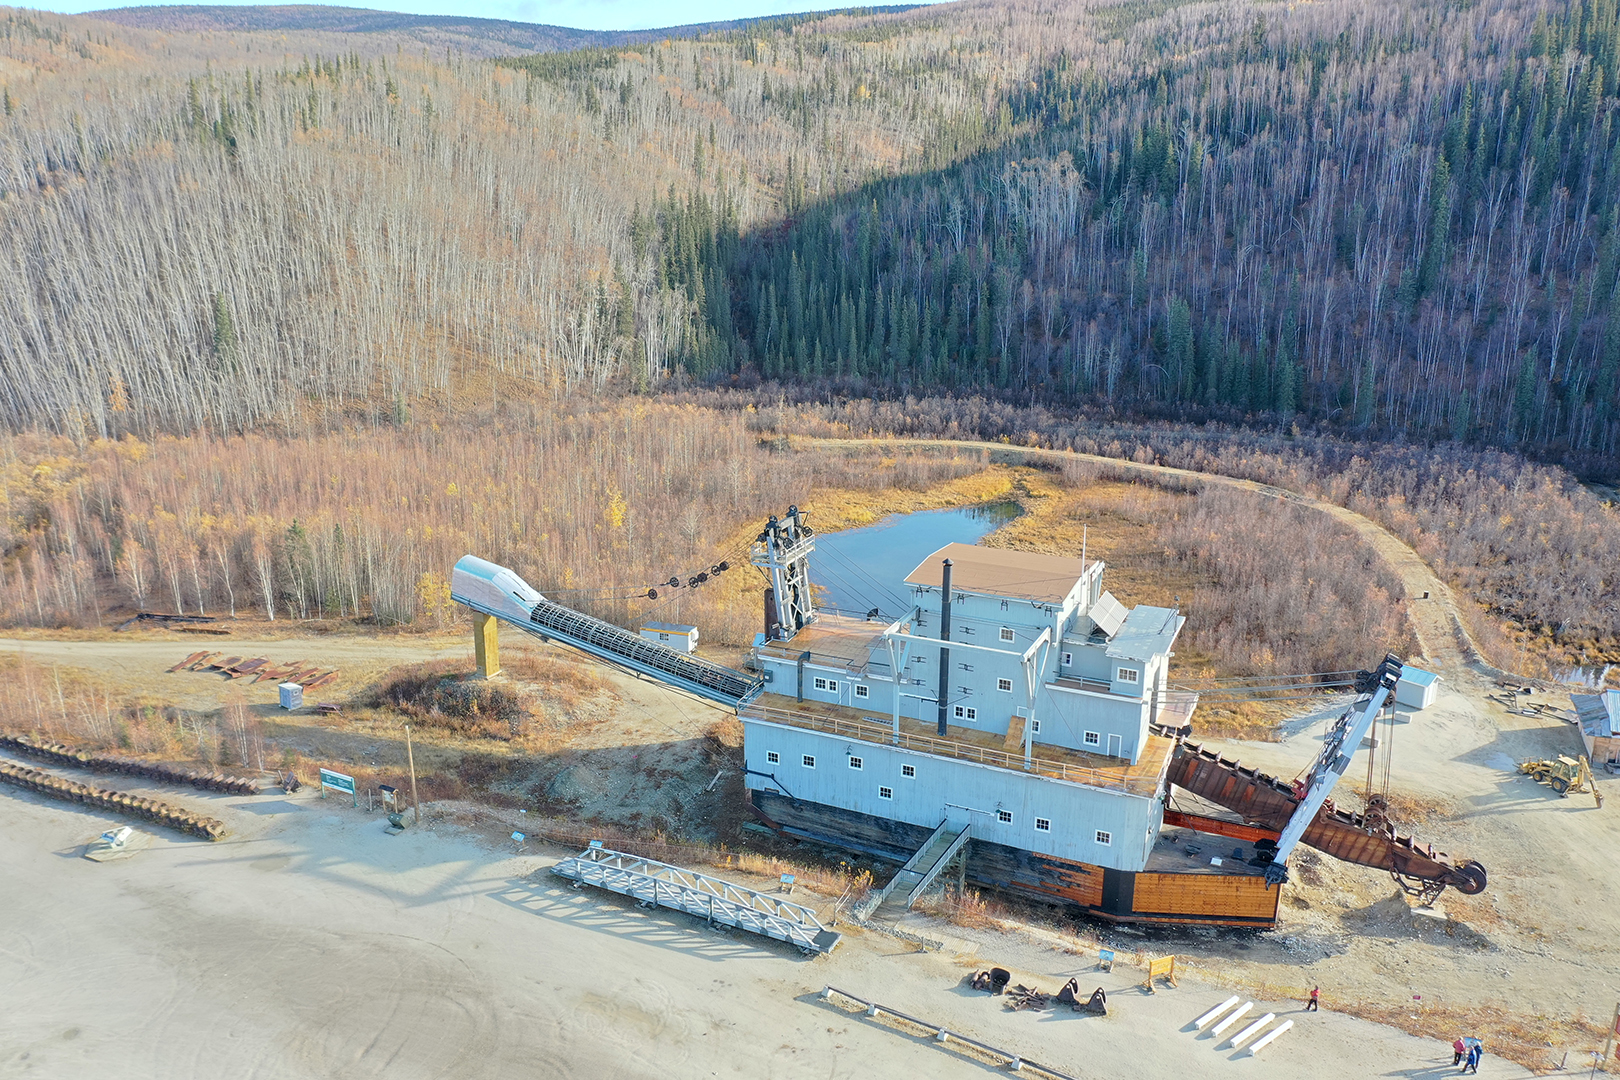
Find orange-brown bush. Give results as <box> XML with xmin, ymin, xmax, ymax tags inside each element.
<box><xmin>0</xmin><ymin>404</ymin><xmax>981</xmax><ymax>644</ymax></box>
<box><xmin>1162</xmin><ymin>487</ymin><xmax>1413</xmax><ymax>675</ymax></box>
<box><xmin>373</xmin><ymin>661</ymin><xmax>528</xmax><ymax>740</ymax></box>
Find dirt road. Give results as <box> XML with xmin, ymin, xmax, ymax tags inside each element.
<box><xmin>0</xmin><ymin>768</ymin><xmax>1534</xmax><ymax>1080</ymax></box>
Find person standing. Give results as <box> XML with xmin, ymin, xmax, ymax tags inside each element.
<box><xmin>1305</xmin><ymin>986</ymin><xmax>1320</xmax><ymax>1011</ymax></box>
<box><xmin>1452</xmin><ymin>1037</ymin><xmax>1466</xmax><ymax>1066</ymax></box>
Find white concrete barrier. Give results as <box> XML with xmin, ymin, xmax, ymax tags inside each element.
<box><xmin>1248</xmin><ymin>1019</ymin><xmax>1294</xmax><ymax>1056</ymax></box>
<box><xmin>1225</xmin><ymin>1013</ymin><xmax>1276</xmax><ymax>1050</ymax></box>
<box><xmin>1193</xmin><ymin>995</ymin><xmax>1242</xmax><ymax>1030</ymax></box>
<box><xmin>1210</xmin><ymin>1002</ymin><xmax>1253</xmax><ymax>1037</ymax></box>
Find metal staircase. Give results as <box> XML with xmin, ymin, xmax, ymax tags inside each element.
<box><xmin>867</xmin><ymin>818</ymin><xmax>973</xmax><ymax>919</ymax></box>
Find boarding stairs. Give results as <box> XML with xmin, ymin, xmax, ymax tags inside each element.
<box><xmin>551</xmin><ymin>844</ymin><xmax>841</xmax><ymax>954</ymax></box>
<box><xmin>867</xmin><ymin>818</ymin><xmax>972</xmax><ymax>920</ymax></box>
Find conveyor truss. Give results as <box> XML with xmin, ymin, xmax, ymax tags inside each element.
<box><xmin>551</xmin><ymin>844</ymin><xmax>842</xmax><ymax>955</ymax></box>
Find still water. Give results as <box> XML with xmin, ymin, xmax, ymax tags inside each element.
<box><xmin>810</xmin><ymin>503</ymin><xmax>1020</xmax><ymax>618</ymax></box>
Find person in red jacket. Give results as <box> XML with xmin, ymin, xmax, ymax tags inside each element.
<box><xmin>1452</xmin><ymin>1037</ymin><xmax>1467</xmax><ymax>1065</ymax></box>
<box><xmin>1305</xmin><ymin>986</ymin><xmax>1320</xmax><ymax>1011</ymax></box>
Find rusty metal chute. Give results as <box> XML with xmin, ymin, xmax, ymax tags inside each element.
<box><xmin>1166</xmin><ymin>739</ymin><xmax>1487</xmax><ymax>901</ymax></box>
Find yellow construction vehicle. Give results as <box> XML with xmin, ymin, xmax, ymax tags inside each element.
<box><xmin>1519</xmin><ymin>755</ymin><xmax>1603</xmax><ymax>807</ymax></box>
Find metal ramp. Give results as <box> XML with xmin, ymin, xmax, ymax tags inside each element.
<box><xmin>551</xmin><ymin>845</ymin><xmax>841</xmax><ymax>955</ymax></box>
<box><xmin>869</xmin><ymin>818</ymin><xmax>972</xmax><ymax>919</ymax></box>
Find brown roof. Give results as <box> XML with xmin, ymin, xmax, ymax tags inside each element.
<box><xmin>904</xmin><ymin>542</ymin><xmax>1087</xmax><ymax>604</ymax></box>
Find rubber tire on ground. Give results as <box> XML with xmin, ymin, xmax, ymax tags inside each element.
<box><xmin>1550</xmin><ymin>776</ymin><xmax>1571</xmax><ymax>794</ymax></box>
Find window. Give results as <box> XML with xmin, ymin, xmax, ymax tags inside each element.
<box><xmin>1095</xmin><ymin>830</ymin><xmax>1112</xmax><ymax>846</ymax></box>
<box><xmin>765</xmin><ymin>751</ymin><xmax>780</xmax><ymax>765</ymax></box>
<box><xmin>848</xmin><ymin>756</ymin><xmax>863</xmax><ymax>770</ymax></box>
<box><xmin>802</xmin><ymin>755</ymin><xmax>816</xmax><ymax>769</ymax></box>
<box><xmin>878</xmin><ymin>786</ymin><xmax>893</xmax><ymax>800</ymax></box>
<box><xmin>1031</xmin><ymin>719</ymin><xmax>1041</xmax><ymax>734</ymax></box>
<box><xmin>1000</xmin><ymin>627</ymin><xmax>1015</xmax><ymax>643</ymax></box>
<box><xmin>658</xmin><ymin>632</ymin><xmax>669</xmax><ymax>641</ymax></box>
<box><xmin>1084</xmin><ymin>731</ymin><xmax>1100</xmax><ymax>746</ymax></box>
<box><xmin>813</xmin><ymin>676</ymin><xmax>840</xmax><ymax>693</ymax></box>
<box><xmin>997</xmin><ymin>678</ymin><xmax>1013</xmax><ymax>693</ymax></box>
<box><xmin>1035</xmin><ymin>818</ymin><xmax>1051</xmax><ymax>832</ymax></box>
<box><xmin>954</xmin><ymin>705</ymin><xmax>977</xmax><ymax>721</ymax></box>
<box><xmin>1062</xmin><ymin>651</ymin><xmax>1073</xmax><ymax>666</ymax></box>
<box><xmin>854</xmin><ymin>684</ymin><xmax>869</xmax><ymax>699</ymax></box>
<box><xmin>997</xmin><ymin>809</ymin><xmax>1014</xmax><ymax>824</ymax></box>
<box><xmin>901</xmin><ymin>764</ymin><xmax>916</xmax><ymax>778</ymax></box>
<box><xmin>813</xmin><ymin>677</ymin><xmax>828</xmax><ymax>691</ymax></box>
<box><xmin>1118</xmin><ymin>667</ymin><xmax>1139</xmax><ymax>684</ymax></box>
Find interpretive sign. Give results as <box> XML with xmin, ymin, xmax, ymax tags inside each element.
<box><xmin>320</xmin><ymin>768</ymin><xmax>357</xmax><ymax>806</ymax></box>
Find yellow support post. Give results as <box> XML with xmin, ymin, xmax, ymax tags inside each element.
<box><xmin>473</xmin><ymin>611</ymin><xmax>501</xmax><ymax>678</ymax></box>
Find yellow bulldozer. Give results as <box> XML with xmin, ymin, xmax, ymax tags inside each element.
<box><xmin>1518</xmin><ymin>755</ymin><xmax>1603</xmax><ymax>807</ymax></box>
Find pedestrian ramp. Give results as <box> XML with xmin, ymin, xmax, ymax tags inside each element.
<box><xmin>868</xmin><ymin>818</ymin><xmax>972</xmax><ymax>919</ymax></box>
<box><xmin>551</xmin><ymin>844</ymin><xmax>841</xmax><ymax>955</ymax></box>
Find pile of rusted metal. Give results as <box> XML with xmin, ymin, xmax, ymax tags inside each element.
<box><xmin>1000</xmin><ymin>978</ymin><xmax>1108</xmax><ymax>1016</ymax></box>
<box><xmin>169</xmin><ymin>651</ymin><xmax>340</xmax><ymax>689</ymax></box>
<box><xmin>0</xmin><ymin>734</ymin><xmax>260</xmax><ymax>796</ymax></box>
<box><xmin>0</xmin><ymin>760</ymin><xmax>227</xmax><ymax>840</ymax></box>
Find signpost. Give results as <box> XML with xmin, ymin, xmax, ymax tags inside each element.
<box><xmin>1141</xmin><ymin>955</ymin><xmax>1178</xmax><ymax>992</ymax></box>
<box><xmin>511</xmin><ymin>831</ymin><xmax>526</xmax><ymax>852</ymax></box>
<box><xmin>319</xmin><ymin>768</ymin><xmax>357</xmax><ymax>806</ymax></box>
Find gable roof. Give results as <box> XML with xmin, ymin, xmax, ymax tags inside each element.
<box><xmin>904</xmin><ymin>542</ymin><xmax>1088</xmax><ymax>605</ymax></box>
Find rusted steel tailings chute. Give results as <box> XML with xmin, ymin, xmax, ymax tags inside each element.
<box><xmin>1165</xmin><ymin>657</ymin><xmax>1487</xmax><ymax>904</ymax></box>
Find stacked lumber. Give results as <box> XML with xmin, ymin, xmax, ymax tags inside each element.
<box><xmin>0</xmin><ymin>735</ymin><xmax>260</xmax><ymax>795</ymax></box>
<box><xmin>0</xmin><ymin>760</ymin><xmax>227</xmax><ymax>840</ymax></box>
<box><xmin>169</xmin><ymin>652</ymin><xmax>339</xmax><ymax>687</ymax></box>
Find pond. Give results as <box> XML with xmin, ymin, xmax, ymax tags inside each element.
<box><xmin>810</xmin><ymin>502</ymin><xmax>1021</xmax><ymax>619</ymax></box>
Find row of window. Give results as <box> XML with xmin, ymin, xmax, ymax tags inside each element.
<box><xmin>764</xmin><ymin>750</ymin><xmax>916</xmax><ymax>780</ymax></box>
<box><xmin>760</xmin><ymin>749</ymin><xmax>1109</xmax><ymax>845</ymax></box>
<box><xmin>811</xmin><ymin>676</ymin><xmax>870</xmax><ymax>699</ymax></box>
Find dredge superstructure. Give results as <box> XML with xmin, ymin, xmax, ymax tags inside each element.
<box><xmin>450</xmin><ymin>508</ymin><xmax>1485</xmax><ymax>929</ymax></box>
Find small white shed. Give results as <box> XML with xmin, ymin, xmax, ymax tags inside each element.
<box><xmin>278</xmin><ymin>682</ymin><xmax>304</xmax><ymax>710</ymax></box>
<box><xmin>1395</xmin><ymin>667</ymin><xmax>1441</xmax><ymax>710</ymax></box>
<box><xmin>639</xmin><ymin>621</ymin><xmax>699</xmax><ymax>653</ymax></box>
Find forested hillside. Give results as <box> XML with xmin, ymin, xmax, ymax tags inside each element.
<box><xmin>3</xmin><ymin>0</ymin><xmax>1620</xmax><ymax>465</ymax></box>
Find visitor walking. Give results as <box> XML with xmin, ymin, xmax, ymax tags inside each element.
<box><xmin>1451</xmin><ymin>1037</ymin><xmax>1466</xmax><ymax>1066</ymax></box>
<box><xmin>1305</xmin><ymin>986</ymin><xmax>1320</xmax><ymax>1011</ymax></box>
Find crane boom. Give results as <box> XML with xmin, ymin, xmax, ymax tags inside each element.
<box><xmin>1264</xmin><ymin>653</ymin><xmax>1403</xmax><ymax>885</ymax></box>
<box><xmin>450</xmin><ymin>556</ymin><xmax>763</xmax><ymax>709</ymax></box>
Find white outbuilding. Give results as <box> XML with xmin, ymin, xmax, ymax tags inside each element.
<box><xmin>639</xmin><ymin>621</ymin><xmax>699</xmax><ymax>653</ymax></box>
<box><xmin>1394</xmin><ymin>667</ymin><xmax>1441</xmax><ymax>710</ymax></box>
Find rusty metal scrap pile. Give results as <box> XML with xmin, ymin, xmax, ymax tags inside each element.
<box><xmin>169</xmin><ymin>651</ymin><xmax>340</xmax><ymax>689</ymax></box>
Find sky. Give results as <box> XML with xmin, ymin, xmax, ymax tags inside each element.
<box><xmin>38</xmin><ymin>0</ymin><xmax>906</xmax><ymax>32</ymax></box>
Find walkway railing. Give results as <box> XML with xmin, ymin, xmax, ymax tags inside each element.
<box><xmin>740</xmin><ymin>704</ymin><xmax>1160</xmax><ymax>796</ymax></box>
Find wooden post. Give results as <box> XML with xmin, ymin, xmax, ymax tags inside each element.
<box><xmin>1603</xmin><ymin>1000</ymin><xmax>1619</xmax><ymax>1062</ymax></box>
<box><xmin>405</xmin><ymin>723</ymin><xmax>421</xmax><ymax>826</ymax></box>
<box><xmin>473</xmin><ymin>612</ymin><xmax>501</xmax><ymax>678</ymax></box>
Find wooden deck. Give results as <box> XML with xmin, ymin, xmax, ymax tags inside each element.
<box><xmin>742</xmin><ymin>692</ymin><xmax>1171</xmax><ymax>796</ymax></box>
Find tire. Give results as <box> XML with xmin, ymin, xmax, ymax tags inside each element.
<box><xmin>1451</xmin><ymin>860</ymin><xmax>1488</xmax><ymax>895</ymax></box>
<box><xmin>1550</xmin><ymin>777</ymin><xmax>1571</xmax><ymax>794</ymax></box>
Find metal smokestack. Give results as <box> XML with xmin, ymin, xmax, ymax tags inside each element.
<box><xmin>936</xmin><ymin>558</ymin><xmax>952</xmax><ymax>737</ymax></box>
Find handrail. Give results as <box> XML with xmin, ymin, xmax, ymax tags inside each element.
<box><xmin>740</xmin><ymin>704</ymin><xmax>1159</xmax><ymax>796</ymax></box>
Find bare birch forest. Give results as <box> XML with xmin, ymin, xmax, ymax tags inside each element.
<box><xmin>8</xmin><ymin>0</ymin><xmax>1618</xmax><ymax>464</ymax></box>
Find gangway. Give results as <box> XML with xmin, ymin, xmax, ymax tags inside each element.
<box><xmin>867</xmin><ymin>818</ymin><xmax>972</xmax><ymax>918</ymax></box>
<box><xmin>551</xmin><ymin>844</ymin><xmax>842</xmax><ymax>955</ymax></box>
<box><xmin>450</xmin><ymin>555</ymin><xmax>762</xmax><ymax>709</ymax></box>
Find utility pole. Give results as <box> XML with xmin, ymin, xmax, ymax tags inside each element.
<box><xmin>404</xmin><ymin>723</ymin><xmax>421</xmax><ymax>826</ymax></box>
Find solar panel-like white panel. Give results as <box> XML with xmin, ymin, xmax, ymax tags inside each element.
<box><xmin>1090</xmin><ymin>591</ymin><xmax>1127</xmax><ymax>637</ymax></box>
